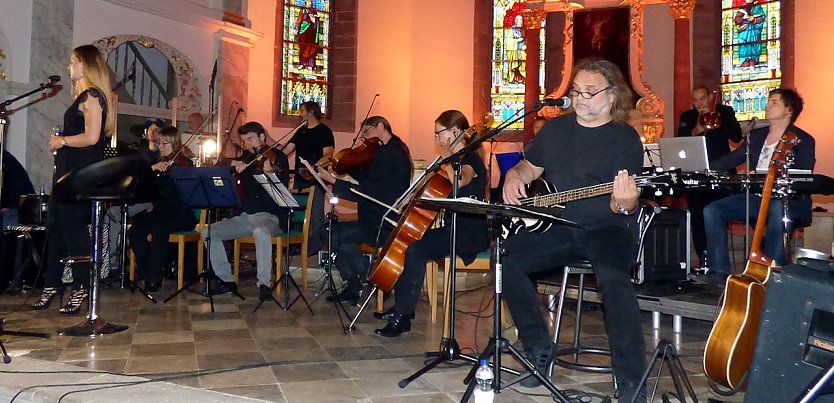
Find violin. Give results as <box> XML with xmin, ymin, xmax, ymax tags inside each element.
<box><xmin>697</xmin><ymin>90</ymin><xmax>722</xmax><ymax>130</ymax></box>
<box><xmin>321</xmin><ymin>136</ymin><xmax>383</xmax><ymax>176</ymax></box>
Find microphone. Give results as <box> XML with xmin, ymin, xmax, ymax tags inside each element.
<box><xmin>537</xmin><ymin>96</ymin><xmax>571</xmax><ymax>108</ymax></box>
<box><xmin>49</xmin><ymin>75</ymin><xmax>61</xmax><ymax>83</ymax></box>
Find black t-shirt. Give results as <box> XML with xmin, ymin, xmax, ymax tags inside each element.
<box><xmin>443</xmin><ymin>151</ymin><xmax>488</xmax><ymax>253</ymax></box>
<box><xmin>525</xmin><ymin>114</ymin><xmax>642</xmax><ymax>228</ymax></box>
<box><xmin>289</xmin><ymin>123</ymin><xmax>335</xmax><ymax>168</ymax></box>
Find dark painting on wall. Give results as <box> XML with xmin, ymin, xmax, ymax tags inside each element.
<box><xmin>572</xmin><ymin>7</ymin><xmax>632</xmax><ymax>88</ymax></box>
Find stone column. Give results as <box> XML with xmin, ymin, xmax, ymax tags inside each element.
<box><xmin>27</xmin><ymin>0</ymin><xmax>75</xmax><ymax>191</ymax></box>
<box><xmin>669</xmin><ymin>0</ymin><xmax>696</xmax><ymax>134</ymax></box>
<box><xmin>522</xmin><ymin>9</ymin><xmax>546</xmax><ymax>134</ymax></box>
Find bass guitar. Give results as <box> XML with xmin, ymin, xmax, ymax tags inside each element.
<box><xmin>367</xmin><ymin>115</ymin><xmax>493</xmax><ymax>292</ymax></box>
<box><xmin>703</xmin><ymin>131</ymin><xmax>799</xmax><ymax>390</ymax></box>
<box><xmin>504</xmin><ymin>169</ymin><xmax>680</xmax><ymax>237</ymax></box>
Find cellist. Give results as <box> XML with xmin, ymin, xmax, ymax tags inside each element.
<box><xmin>372</xmin><ymin>110</ymin><xmax>488</xmax><ymax>337</ymax></box>
<box><xmin>127</xmin><ymin>126</ymin><xmax>198</xmax><ymax>292</ymax></box>
<box><xmin>316</xmin><ymin>116</ymin><xmax>412</xmax><ymax>305</ymax></box>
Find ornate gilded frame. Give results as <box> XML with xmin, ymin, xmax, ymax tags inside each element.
<box><xmin>93</xmin><ymin>34</ymin><xmax>202</xmax><ymax>114</ymax></box>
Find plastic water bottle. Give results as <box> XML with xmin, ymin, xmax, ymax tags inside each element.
<box><xmin>473</xmin><ymin>358</ymin><xmax>494</xmax><ymax>403</ymax></box>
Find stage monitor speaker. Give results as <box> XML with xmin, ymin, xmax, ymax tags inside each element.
<box><xmin>746</xmin><ymin>263</ymin><xmax>834</xmax><ymax>402</ymax></box>
<box><xmin>633</xmin><ymin>207</ymin><xmax>689</xmax><ymax>284</ymax></box>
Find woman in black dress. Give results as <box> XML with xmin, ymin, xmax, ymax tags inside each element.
<box><xmin>32</xmin><ymin>45</ymin><xmax>114</xmax><ymax>313</ymax></box>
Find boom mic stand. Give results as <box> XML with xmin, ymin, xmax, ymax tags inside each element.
<box><xmin>0</xmin><ymin>78</ymin><xmax>60</xmax><ymax>357</ymax></box>
<box><xmin>399</xmin><ymin>104</ymin><xmax>545</xmax><ymax>390</ymax></box>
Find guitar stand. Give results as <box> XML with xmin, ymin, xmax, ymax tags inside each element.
<box><xmin>630</xmin><ymin>339</ymin><xmax>698</xmax><ymax>403</ymax></box>
<box><xmin>254</xmin><ymin>208</ymin><xmax>313</xmax><ymax>314</ymax></box>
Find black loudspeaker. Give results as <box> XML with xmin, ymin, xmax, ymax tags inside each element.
<box><xmin>634</xmin><ymin>207</ymin><xmax>690</xmax><ymax>284</ymax></box>
<box><xmin>746</xmin><ymin>263</ymin><xmax>834</xmax><ymax>402</ymax></box>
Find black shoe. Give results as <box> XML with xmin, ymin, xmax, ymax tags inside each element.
<box><xmin>326</xmin><ymin>289</ymin><xmax>360</xmax><ymax>305</ymax></box>
<box><xmin>373</xmin><ymin>306</ymin><xmax>415</xmax><ymax>321</ymax></box>
<box><xmin>202</xmin><ymin>279</ymin><xmax>238</xmax><ymax>296</ymax></box>
<box><xmin>145</xmin><ymin>279</ymin><xmax>161</xmax><ymax>292</ymax></box>
<box><xmin>519</xmin><ymin>344</ymin><xmax>554</xmax><ymax>388</ymax></box>
<box><xmin>259</xmin><ymin>285</ymin><xmax>273</xmax><ymax>302</ymax></box>
<box><xmin>374</xmin><ymin>316</ymin><xmax>411</xmax><ymax>337</ymax></box>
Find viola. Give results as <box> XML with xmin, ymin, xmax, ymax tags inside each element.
<box><xmin>368</xmin><ymin>114</ymin><xmax>494</xmax><ymax>292</ymax></box>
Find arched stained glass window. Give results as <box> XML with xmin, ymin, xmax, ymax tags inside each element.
<box><xmin>491</xmin><ymin>1</ymin><xmax>545</xmax><ymax>130</ymax></box>
<box><xmin>279</xmin><ymin>0</ymin><xmax>331</xmax><ymax>117</ymax></box>
<box><xmin>720</xmin><ymin>0</ymin><xmax>781</xmax><ymax>121</ymax></box>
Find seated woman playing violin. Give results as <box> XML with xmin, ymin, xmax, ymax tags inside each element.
<box><xmin>316</xmin><ymin>116</ymin><xmax>412</xmax><ymax>305</ymax></box>
<box><xmin>128</xmin><ymin>126</ymin><xmax>198</xmax><ymax>292</ymax></box>
<box><xmin>373</xmin><ymin>110</ymin><xmax>488</xmax><ymax>337</ymax></box>
<box><xmin>202</xmin><ymin>121</ymin><xmax>291</xmax><ymax>302</ymax></box>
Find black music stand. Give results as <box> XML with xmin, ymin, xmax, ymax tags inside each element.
<box><xmin>163</xmin><ymin>167</ymin><xmax>243</xmax><ymax>311</ymax></box>
<box><xmin>250</xmin><ymin>173</ymin><xmax>312</xmax><ymax>313</ymax></box>
<box><xmin>407</xmin><ymin>198</ymin><xmax>577</xmax><ymax>402</ymax></box>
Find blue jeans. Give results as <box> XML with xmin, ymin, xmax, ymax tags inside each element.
<box><xmin>502</xmin><ymin>224</ymin><xmax>646</xmax><ymax>393</ymax></box>
<box><xmin>203</xmin><ymin>212</ymin><xmax>284</xmax><ymax>287</ymax></box>
<box><xmin>703</xmin><ymin>193</ymin><xmax>791</xmax><ymax>276</ymax></box>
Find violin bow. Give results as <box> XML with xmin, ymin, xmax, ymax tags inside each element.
<box><xmin>350</xmin><ymin>93</ymin><xmax>380</xmax><ymax>148</ymax></box>
<box><xmin>165</xmin><ymin>108</ymin><xmax>218</xmax><ymax>166</ymax></box>
<box><xmin>238</xmin><ymin>120</ymin><xmax>307</xmax><ymax>171</ymax></box>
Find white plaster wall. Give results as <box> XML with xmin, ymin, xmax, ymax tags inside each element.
<box><xmin>72</xmin><ymin>0</ymin><xmax>218</xmax><ymax>113</ymax></box>
<box><xmin>0</xmin><ymin>0</ymin><xmax>34</xmax><ymax>160</ymax></box>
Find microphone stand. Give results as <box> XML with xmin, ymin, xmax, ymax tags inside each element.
<box><xmin>399</xmin><ymin>104</ymin><xmax>542</xmax><ymax>388</ymax></box>
<box><xmin>218</xmin><ymin>104</ymin><xmax>243</xmax><ymax>159</ymax></box>
<box><xmin>743</xmin><ymin>127</ymin><xmax>753</xmax><ymax>258</ymax></box>
<box><xmin>0</xmin><ymin>79</ymin><xmax>60</xmax><ymax>362</ymax></box>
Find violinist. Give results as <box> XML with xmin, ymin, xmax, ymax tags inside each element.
<box><xmin>316</xmin><ymin>116</ymin><xmax>412</xmax><ymax>305</ymax></box>
<box><xmin>127</xmin><ymin>126</ymin><xmax>198</xmax><ymax>292</ymax></box>
<box><xmin>373</xmin><ymin>110</ymin><xmax>488</xmax><ymax>338</ymax></box>
<box><xmin>280</xmin><ymin>101</ymin><xmax>333</xmax><ymax>254</ymax></box>
<box><xmin>677</xmin><ymin>87</ymin><xmax>743</xmax><ymax>267</ymax></box>
<box><xmin>202</xmin><ymin>121</ymin><xmax>291</xmax><ymax>303</ymax></box>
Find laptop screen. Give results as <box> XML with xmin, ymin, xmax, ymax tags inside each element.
<box><xmin>658</xmin><ymin>137</ymin><xmax>710</xmax><ymax>172</ymax></box>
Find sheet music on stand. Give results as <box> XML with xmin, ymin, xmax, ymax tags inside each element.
<box><xmin>254</xmin><ymin>173</ymin><xmax>300</xmax><ymax>209</ymax></box>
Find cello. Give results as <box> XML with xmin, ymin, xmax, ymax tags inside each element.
<box><xmin>368</xmin><ymin>115</ymin><xmax>493</xmax><ymax>292</ymax></box>
<box><xmin>703</xmin><ymin>131</ymin><xmax>799</xmax><ymax>390</ymax></box>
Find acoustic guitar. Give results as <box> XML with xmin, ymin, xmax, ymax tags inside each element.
<box><xmin>703</xmin><ymin>131</ymin><xmax>799</xmax><ymax>390</ymax></box>
<box><xmin>367</xmin><ymin>115</ymin><xmax>493</xmax><ymax>293</ymax></box>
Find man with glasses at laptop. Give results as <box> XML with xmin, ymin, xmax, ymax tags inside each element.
<box><xmin>502</xmin><ymin>58</ymin><xmax>646</xmax><ymax>401</ymax></box>
<box><xmin>700</xmin><ymin>88</ymin><xmax>815</xmax><ymax>286</ymax></box>
<box><xmin>677</xmin><ymin>86</ymin><xmax>743</xmax><ymax>269</ymax></box>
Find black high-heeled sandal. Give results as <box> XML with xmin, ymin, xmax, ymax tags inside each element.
<box><xmin>31</xmin><ymin>287</ymin><xmax>61</xmax><ymax>310</ymax></box>
<box><xmin>58</xmin><ymin>288</ymin><xmax>88</xmax><ymax>315</ymax></box>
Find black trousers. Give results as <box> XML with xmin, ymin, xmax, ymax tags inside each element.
<box><xmin>44</xmin><ymin>199</ymin><xmax>92</xmax><ymax>289</ymax></box>
<box><xmin>332</xmin><ymin>221</ymin><xmax>378</xmax><ymax>295</ymax></box>
<box><xmin>128</xmin><ymin>211</ymin><xmax>198</xmax><ymax>283</ymax></box>
<box><xmin>392</xmin><ymin>228</ymin><xmax>456</xmax><ymax>317</ymax></box>
<box><xmin>501</xmin><ymin>224</ymin><xmax>647</xmax><ymax>393</ymax></box>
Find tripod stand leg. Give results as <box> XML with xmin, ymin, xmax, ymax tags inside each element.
<box><xmin>346</xmin><ymin>285</ymin><xmax>377</xmax><ymax>332</ymax></box>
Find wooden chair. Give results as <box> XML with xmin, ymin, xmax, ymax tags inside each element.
<box><xmin>232</xmin><ymin>186</ymin><xmax>316</xmax><ymax>289</ymax></box>
<box><xmin>129</xmin><ymin>209</ymin><xmax>206</xmax><ymax>289</ymax></box>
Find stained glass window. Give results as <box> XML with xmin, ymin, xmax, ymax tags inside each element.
<box><xmin>720</xmin><ymin>0</ymin><xmax>781</xmax><ymax>121</ymax></box>
<box><xmin>491</xmin><ymin>1</ymin><xmax>546</xmax><ymax>130</ymax></box>
<box><xmin>279</xmin><ymin>0</ymin><xmax>331</xmax><ymax>117</ymax></box>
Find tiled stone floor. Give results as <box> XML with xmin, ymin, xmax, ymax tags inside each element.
<box><xmin>0</xmin><ymin>263</ymin><xmax>746</xmax><ymax>402</ymax></box>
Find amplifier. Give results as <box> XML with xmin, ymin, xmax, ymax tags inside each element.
<box><xmin>633</xmin><ymin>207</ymin><xmax>690</xmax><ymax>284</ymax></box>
<box><xmin>746</xmin><ymin>263</ymin><xmax>834</xmax><ymax>402</ymax></box>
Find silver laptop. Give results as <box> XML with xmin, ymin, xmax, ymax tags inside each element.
<box><xmin>659</xmin><ymin>137</ymin><xmax>709</xmax><ymax>172</ymax></box>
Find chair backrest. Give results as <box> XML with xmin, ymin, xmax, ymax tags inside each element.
<box><xmin>193</xmin><ymin>209</ymin><xmax>207</xmax><ymax>231</ymax></box>
<box><xmin>291</xmin><ymin>186</ymin><xmax>316</xmax><ymax>234</ymax></box>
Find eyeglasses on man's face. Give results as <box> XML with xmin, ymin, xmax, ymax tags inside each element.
<box><xmin>569</xmin><ymin>86</ymin><xmax>611</xmax><ymax>100</ymax></box>
<box><xmin>434</xmin><ymin>127</ymin><xmax>450</xmax><ymax>138</ymax></box>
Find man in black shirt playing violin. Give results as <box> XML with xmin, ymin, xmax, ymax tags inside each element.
<box><xmin>202</xmin><ymin>121</ymin><xmax>290</xmax><ymax>302</ymax></box>
<box><xmin>316</xmin><ymin>116</ymin><xmax>412</xmax><ymax>304</ymax></box>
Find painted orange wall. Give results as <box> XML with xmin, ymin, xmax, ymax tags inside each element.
<box><xmin>795</xmin><ymin>1</ymin><xmax>834</xmax><ymax>208</ymax></box>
